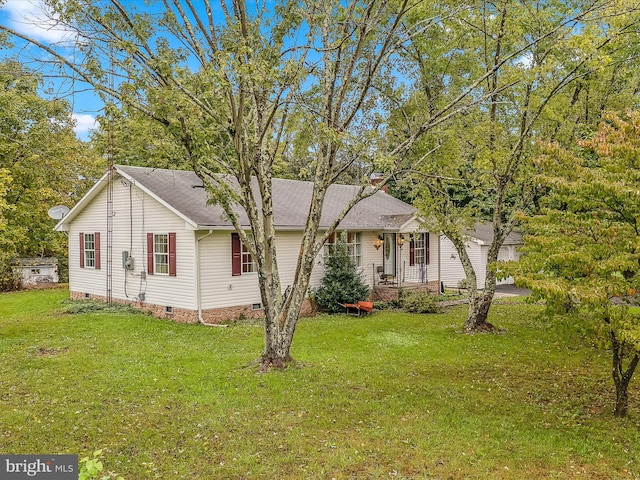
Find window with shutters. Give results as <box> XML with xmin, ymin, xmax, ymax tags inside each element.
<box><xmin>147</xmin><ymin>232</ymin><xmax>176</xmax><ymax>276</ymax></box>
<box><xmin>80</xmin><ymin>232</ymin><xmax>100</xmax><ymax>269</ymax></box>
<box><xmin>410</xmin><ymin>233</ymin><xmax>430</xmax><ymax>266</ymax></box>
<box><xmin>84</xmin><ymin>233</ymin><xmax>96</xmax><ymax>268</ymax></box>
<box><xmin>414</xmin><ymin>233</ymin><xmax>425</xmax><ymax>265</ymax></box>
<box><xmin>242</xmin><ymin>236</ymin><xmax>255</xmax><ymax>273</ymax></box>
<box><xmin>232</xmin><ymin>233</ymin><xmax>255</xmax><ymax>275</ymax></box>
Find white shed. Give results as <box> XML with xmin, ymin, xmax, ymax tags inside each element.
<box><xmin>14</xmin><ymin>258</ymin><xmax>59</xmax><ymax>286</ymax></box>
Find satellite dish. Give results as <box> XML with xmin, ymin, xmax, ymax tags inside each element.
<box><xmin>48</xmin><ymin>205</ymin><xmax>70</xmax><ymax>220</ymax></box>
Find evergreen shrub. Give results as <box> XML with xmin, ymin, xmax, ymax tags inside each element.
<box><xmin>315</xmin><ymin>234</ymin><xmax>370</xmax><ymax>313</ymax></box>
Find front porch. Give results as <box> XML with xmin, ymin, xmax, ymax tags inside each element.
<box><xmin>372</xmin><ymin>282</ymin><xmax>440</xmax><ymax>302</ymax></box>
<box><xmin>370</xmin><ymin>262</ymin><xmax>440</xmax><ymax>302</ymax></box>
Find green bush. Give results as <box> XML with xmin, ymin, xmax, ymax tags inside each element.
<box><xmin>0</xmin><ymin>254</ymin><xmax>21</xmax><ymax>292</ymax></box>
<box><xmin>401</xmin><ymin>291</ymin><xmax>441</xmax><ymax>314</ymax></box>
<box><xmin>373</xmin><ymin>300</ymin><xmax>401</xmax><ymax>310</ymax></box>
<box><xmin>315</xmin><ymin>234</ymin><xmax>370</xmax><ymax>314</ymax></box>
<box><xmin>60</xmin><ymin>300</ymin><xmax>143</xmax><ymax>315</ymax></box>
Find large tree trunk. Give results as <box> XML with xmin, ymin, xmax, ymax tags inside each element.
<box><xmin>258</xmin><ymin>279</ymin><xmax>311</xmax><ymax>371</ymax></box>
<box><xmin>611</xmin><ymin>330</ymin><xmax>639</xmax><ymax>417</ymax></box>
<box><xmin>462</xmin><ymin>220</ymin><xmax>512</xmax><ymax>333</ymax></box>
<box><xmin>259</xmin><ymin>324</ymin><xmax>295</xmax><ymax>371</ymax></box>
<box><xmin>255</xmin><ymin>170</ymin><xmax>332</xmax><ymax>371</ymax></box>
<box><xmin>449</xmin><ymin>233</ymin><xmax>497</xmax><ymax>333</ymax></box>
<box><xmin>464</xmin><ymin>256</ymin><xmax>499</xmax><ymax>332</ymax></box>
<box><xmin>465</xmin><ymin>287</ymin><xmax>496</xmax><ymax>332</ymax></box>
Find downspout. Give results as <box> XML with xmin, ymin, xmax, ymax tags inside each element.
<box><xmin>437</xmin><ymin>232</ymin><xmax>442</xmax><ymax>293</ymax></box>
<box><xmin>196</xmin><ymin>230</ymin><xmax>214</xmax><ymax>324</ymax></box>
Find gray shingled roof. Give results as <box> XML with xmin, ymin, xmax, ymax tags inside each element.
<box><xmin>466</xmin><ymin>221</ymin><xmax>523</xmax><ymax>245</ymax></box>
<box><xmin>117</xmin><ymin>165</ymin><xmax>416</xmax><ymax>230</ymax></box>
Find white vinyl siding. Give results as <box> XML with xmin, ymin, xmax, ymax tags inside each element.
<box><xmin>358</xmin><ymin>231</ymin><xmax>382</xmax><ymax>287</ymax></box>
<box><xmin>439</xmin><ymin>235</ymin><xmax>483</xmax><ymax>288</ymax></box>
<box><xmin>496</xmin><ymin>245</ymin><xmax>519</xmax><ymax>285</ymax></box>
<box><xmin>200</xmin><ymin>233</ymin><xmax>260</xmax><ymax>309</ymax></box>
<box><xmin>67</xmin><ymin>172</ymin><xmax>439</xmax><ymax>312</ymax></box>
<box><xmin>68</xmin><ymin>176</ymin><xmax>196</xmax><ymax>309</ymax></box>
<box><xmin>199</xmin><ymin>231</ymin><xmax>326</xmax><ymax>310</ymax></box>
<box><xmin>440</xmin><ymin>235</ymin><xmax>522</xmax><ymax>289</ymax></box>
<box><xmin>440</xmin><ymin>235</ymin><xmax>524</xmax><ymax>289</ymax></box>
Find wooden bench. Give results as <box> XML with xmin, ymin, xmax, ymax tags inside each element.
<box><xmin>340</xmin><ymin>301</ymin><xmax>374</xmax><ymax>316</ymax></box>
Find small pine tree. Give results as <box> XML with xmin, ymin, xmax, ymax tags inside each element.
<box><xmin>315</xmin><ymin>234</ymin><xmax>370</xmax><ymax>313</ymax></box>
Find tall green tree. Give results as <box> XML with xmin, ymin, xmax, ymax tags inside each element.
<box><xmin>1</xmin><ymin>0</ymin><xmax>518</xmax><ymax>368</ymax></box>
<box><xmin>90</xmin><ymin>109</ymin><xmax>189</xmax><ymax>170</ymax></box>
<box><xmin>396</xmin><ymin>0</ymin><xmax>640</xmax><ymax>332</ymax></box>
<box><xmin>514</xmin><ymin>112</ymin><xmax>640</xmax><ymax>417</ymax></box>
<box><xmin>0</xmin><ymin>60</ymin><xmax>101</xmax><ymax>288</ymax></box>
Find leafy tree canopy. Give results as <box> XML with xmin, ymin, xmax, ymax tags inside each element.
<box><xmin>0</xmin><ymin>59</ymin><xmax>102</xmax><ymax>286</ymax></box>
<box><xmin>391</xmin><ymin>0</ymin><xmax>640</xmax><ymax>331</ymax></box>
<box><xmin>514</xmin><ymin>111</ymin><xmax>640</xmax><ymax>416</ymax></box>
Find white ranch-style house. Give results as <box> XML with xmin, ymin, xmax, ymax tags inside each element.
<box><xmin>56</xmin><ymin>165</ymin><xmax>440</xmax><ymax>323</ymax></box>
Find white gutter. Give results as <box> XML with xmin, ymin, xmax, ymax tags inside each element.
<box><xmin>437</xmin><ymin>231</ymin><xmax>442</xmax><ymax>293</ymax></box>
<box><xmin>195</xmin><ymin>230</ymin><xmax>214</xmax><ymax>324</ymax></box>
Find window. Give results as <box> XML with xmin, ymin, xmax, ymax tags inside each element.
<box><xmin>410</xmin><ymin>233</ymin><xmax>430</xmax><ymax>266</ymax></box>
<box><xmin>414</xmin><ymin>233</ymin><xmax>425</xmax><ymax>265</ymax></box>
<box><xmin>242</xmin><ymin>237</ymin><xmax>255</xmax><ymax>273</ymax></box>
<box><xmin>324</xmin><ymin>231</ymin><xmax>362</xmax><ymax>267</ymax></box>
<box><xmin>79</xmin><ymin>232</ymin><xmax>100</xmax><ymax>269</ymax></box>
<box><xmin>154</xmin><ymin>234</ymin><xmax>169</xmax><ymax>274</ymax></box>
<box><xmin>346</xmin><ymin>231</ymin><xmax>362</xmax><ymax>267</ymax></box>
<box><xmin>146</xmin><ymin>232</ymin><xmax>176</xmax><ymax>276</ymax></box>
<box><xmin>85</xmin><ymin>233</ymin><xmax>96</xmax><ymax>267</ymax></box>
<box><xmin>232</xmin><ymin>233</ymin><xmax>255</xmax><ymax>275</ymax></box>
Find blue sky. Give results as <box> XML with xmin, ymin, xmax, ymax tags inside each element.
<box><xmin>0</xmin><ymin>0</ymin><xmax>101</xmax><ymax>141</ymax></box>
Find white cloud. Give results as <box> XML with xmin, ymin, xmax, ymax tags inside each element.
<box><xmin>72</xmin><ymin>113</ymin><xmax>98</xmax><ymax>138</ymax></box>
<box><xmin>2</xmin><ymin>0</ymin><xmax>76</xmax><ymax>44</ymax></box>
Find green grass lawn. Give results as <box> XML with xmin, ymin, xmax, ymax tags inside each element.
<box><xmin>1</xmin><ymin>288</ymin><xmax>639</xmax><ymax>479</ymax></box>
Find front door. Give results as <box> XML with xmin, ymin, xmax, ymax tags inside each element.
<box><xmin>383</xmin><ymin>233</ymin><xmax>396</xmax><ymax>277</ymax></box>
